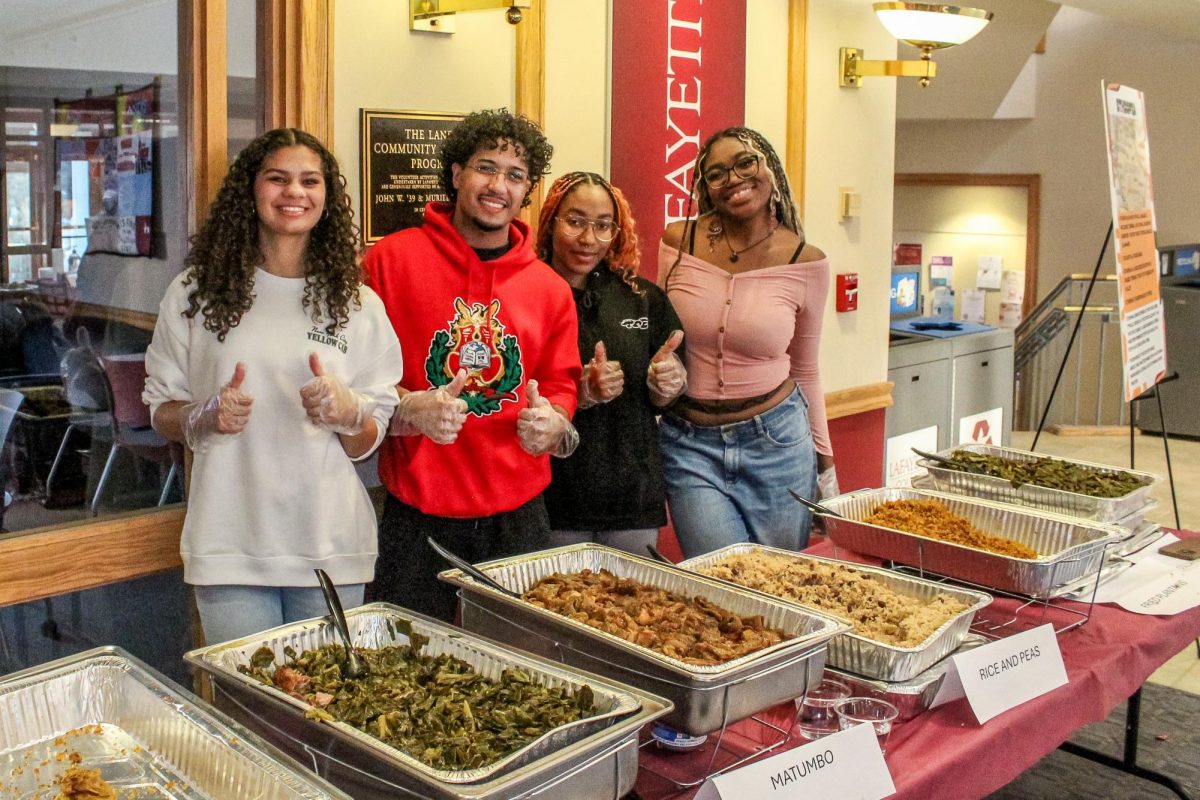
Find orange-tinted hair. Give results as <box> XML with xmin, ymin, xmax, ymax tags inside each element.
<box><xmin>536</xmin><ymin>171</ymin><xmax>643</xmax><ymax>294</ymax></box>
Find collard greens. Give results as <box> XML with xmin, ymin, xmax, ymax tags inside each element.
<box><xmin>944</xmin><ymin>450</ymin><xmax>1149</xmax><ymax>498</ymax></box>
<box><xmin>239</xmin><ymin>639</ymin><xmax>597</xmax><ymax>772</ymax></box>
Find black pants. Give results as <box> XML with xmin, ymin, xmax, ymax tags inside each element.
<box><xmin>370</xmin><ymin>493</ymin><xmax>551</xmax><ymax>622</ymax></box>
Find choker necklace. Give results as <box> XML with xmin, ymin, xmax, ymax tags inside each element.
<box><xmin>724</xmin><ymin>223</ymin><xmax>777</xmax><ymax>263</ymax></box>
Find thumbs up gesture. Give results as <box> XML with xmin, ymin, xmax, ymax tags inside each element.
<box><xmin>180</xmin><ymin>361</ymin><xmax>255</xmax><ymax>451</ymax></box>
<box><xmin>580</xmin><ymin>340</ymin><xmax>625</xmax><ymax>408</ymax></box>
<box><xmin>300</xmin><ymin>352</ymin><xmax>377</xmax><ymax>434</ymax></box>
<box><xmin>517</xmin><ymin>379</ymin><xmax>580</xmax><ymax>457</ymax></box>
<box><xmin>389</xmin><ymin>368</ymin><xmax>468</xmax><ymax>445</ymax></box>
<box><xmin>647</xmin><ymin>329</ymin><xmax>687</xmax><ymax>406</ymax></box>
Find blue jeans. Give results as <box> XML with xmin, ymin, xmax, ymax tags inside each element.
<box><xmin>660</xmin><ymin>387</ymin><xmax>818</xmax><ymax>558</ymax></box>
<box><xmin>193</xmin><ymin>583</ymin><xmax>365</xmax><ymax>645</ymax></box>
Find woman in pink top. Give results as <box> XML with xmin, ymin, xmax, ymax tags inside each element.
<box><xmin>659</xmin><ymin>127</ymin><xmax>836</xmax><ymax>557</ymax></box>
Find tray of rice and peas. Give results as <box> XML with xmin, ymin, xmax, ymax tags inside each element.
<box><xmin>678</xmin><ymin>544</ymin><xmax>992</xmax><ymax>682</ymax></box>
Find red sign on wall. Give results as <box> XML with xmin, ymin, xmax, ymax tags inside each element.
<box><xmin>610</xmin><ymin>0</ymin><xmax>746</xmax><ymax>282</ymax></box>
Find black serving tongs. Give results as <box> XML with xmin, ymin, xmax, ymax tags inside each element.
<box><xmin>426</xmin><ymin>536</ymin><xmax>521</xmax><ymax>599</ymax></box>
<box><xmin>788</xmin><ymin>489</ymin><xmax>844</xmax><ymax>519</ymax></box>
<box><xmin>314</xmin><ymin>568</ymin><xmax>368</xmax><ymax>679</ymax></box>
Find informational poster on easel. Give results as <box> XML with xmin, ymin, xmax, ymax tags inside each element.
<box><xmin>1101</xmin><ymin>83</ymin><xmax>1167</xmax><ymax>401</ymax></box>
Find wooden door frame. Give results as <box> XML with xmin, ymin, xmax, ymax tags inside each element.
<box><xmin>894</xmin><ymin>173</ymin><xmax>1041</xmax><ymax>318</ymax></box>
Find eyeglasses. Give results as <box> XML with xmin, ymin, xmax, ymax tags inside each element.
<box><xmin>465</xmin><ymin>162</ymin><xmax>530</xmax><ymax>187</ymax></box>
<box><xmin>556</xmin><ymin>214</ymin><xmax>617</xmax><ymax>243</ymax></box>
<box><xmin>702</xmin><ymin>154</ymin><xmax>761</xmax><ymax>188</ymax></box>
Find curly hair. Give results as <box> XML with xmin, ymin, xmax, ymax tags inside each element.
<box><xmin>439</xmin><ymin>109</ymin><xmax>552</xmax><ymax>209</ymax></box>
<box><xmin>664</xmin><ymin>127</ymin><xmax>803</xmax><ymax>290</ymax></box>
<box><xmin>182</xmin><ymin>128</ymin><xmax>361</xmax><ymax>341</ymax></box>
<box><xmin>536</xmin><ymin>172</ymin><xmax>643</xmax><ymax>295</ymax></box>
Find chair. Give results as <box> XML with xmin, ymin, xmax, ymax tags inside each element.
<box><xmin>0</xmin><ymin>388</ymin><xmax>24</xmax><ymax>530</ymax></box>
<box><xmin>92</xmin><ymin>353</ymin><xmax>183</xmax><ymax>515</ymax></box>
<box><xmin>45</xmin><ymin>335</ymin><xmax>112</xmax><ymax>502</ymax></box>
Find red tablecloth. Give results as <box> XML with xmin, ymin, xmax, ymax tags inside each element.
<box><xmin>635</xmin><ymin>531</ymin><xmax>1200</xmax><ymax>799</ymax></box>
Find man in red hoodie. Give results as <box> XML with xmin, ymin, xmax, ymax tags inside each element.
<box><xmin>364</xmin><ymin>109</ymin><xmax>581</xmax><ymax>620</ymax></box>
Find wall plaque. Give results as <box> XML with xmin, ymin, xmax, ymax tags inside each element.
<box><xmin>360</xmin><ymin>109</ymin><xmax>463</xmax><ymax>243</ymax></box>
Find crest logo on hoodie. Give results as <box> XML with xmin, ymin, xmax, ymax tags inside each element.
<box><xmin>425</xmin><ymin>298</ymin><xmax>523</xmax><ymax>416</ymax></box>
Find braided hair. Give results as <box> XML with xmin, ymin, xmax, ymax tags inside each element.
<box><xmin>536</xmin><ymin>171</ymin><xmax>643</xmax><ymax>295</ymax></box>
<box><xmin>663</xmin><ymin>127</ymin><xmax>803</xmax><ymax>291</ymax></box>
<box><xmin>182</xmin><ymin>128</ymin><xmax>361</xmax><ymax>341</ymax></box>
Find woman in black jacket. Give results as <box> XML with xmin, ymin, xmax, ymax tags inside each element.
<box><xmin>535</xmin><ymin>172</ymin><xmax>686</xmax><ymax>554</ymax></box>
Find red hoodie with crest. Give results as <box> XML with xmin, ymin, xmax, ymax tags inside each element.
<box><xmin>363</xmin><ymin>202</ymin><xmax>581</xmax><ymax>517</ymax></box>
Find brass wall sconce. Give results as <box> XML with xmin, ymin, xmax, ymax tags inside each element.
<box><xmin>840</xmin><ymin>3</ymin><xmax>993</xmax><ymax>88</ymax></box>
<box><xmin>410</xmin><ymin>0</ymin><xmax>532</xmax><ymax>34</ymax></box>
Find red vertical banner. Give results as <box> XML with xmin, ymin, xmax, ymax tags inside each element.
<box><xmin>610</xmin><ymin>0</ymin><xmax>746</xmax><ymax>281</ymax></box>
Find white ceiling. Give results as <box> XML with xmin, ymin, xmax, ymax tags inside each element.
<box><xmin>1060</xmin><ymin>0</ymin><xmax>1200</xmax><ymax>42</ymax></box>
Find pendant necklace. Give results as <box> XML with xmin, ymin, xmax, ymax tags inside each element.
<box><xmin>724</xmin><ymin>222</ymin><xmax>778</xmax><ymax>263</ymax></box>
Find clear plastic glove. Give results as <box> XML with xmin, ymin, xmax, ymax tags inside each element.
<box><xmin>517</xmin><ymin>379</ymin><xmax>579</xmax><ymax>457</ymax></box>
<box><xmin>300</xmin><ymin>352</ymin><xmax>376</xmax><ymax>435</ymax></box>
<box><xmin>580</xmin><ymin>341</ymin><xmax>624</xmax><ymax>408</ymax></box>
<box><xmin>389</xmin><ymin>369</ymin><xmax>468</xmax><ymax>445</ymax></box>
<box><xmin>181</xmin><ymin>362</ymin><xmax>253</xmax><ymax>451</ymax></box>
<box><xmin>647</xmin><ymin>330</ymin><xmax>686</xmax><ymax>405</ymax></box>
<box><xmin>817</xmin><ymin>466</ymin><xmax>840</xmax><ymax>500</ymax></box>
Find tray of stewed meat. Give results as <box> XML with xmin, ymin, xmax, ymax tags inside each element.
<box><xmin>439</xmin><ymin>544</ymin><xmax>847</xmax><ymax>736</ymax></box>
<box><xmin>814</xmin><ymin>488</ymin><xmax>1125</xmax><ymax>597</ymax></box>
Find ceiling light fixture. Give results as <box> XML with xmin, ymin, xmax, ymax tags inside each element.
<box><xmin>840</xmin><ymin>3</ymin><xmax>993</xmax><ymax>88</ymax></box>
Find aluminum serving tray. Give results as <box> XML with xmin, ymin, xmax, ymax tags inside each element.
<box><xmin>440</xmin><ymin>544</ymin><xmax>847</xmax><ymax>736</ymax></box>
<box><xmin>919</xmin><ymin>443</ymin><xmax>1161</xmax><ymax>523</ymax></box>
<box><xmin>677</xmin><ymin>544</ymin><xmax>992</xmax><ymax>682</ymax></box>
<box><xmin>186</xmin><ymin>603</ymin><xmax>671</xmax><ymax>800</ymax></box>
<box><xmin>818</xmin><ymin>488</ymin><xmax>1126</xmax><ymax>597</ymax></box>
<box><xmin>0</xmin><ymin>646</ymin><xmax>348</xmax><ymax>799</ymax></box>
<box><xmin>825</xmin><ymin>634</ymin><xmax>989</xmax><ymax>720</ymax></box>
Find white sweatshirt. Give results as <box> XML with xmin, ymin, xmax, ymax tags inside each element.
<box><xmin>143</xmin><ymin>269</ymin><xmax>402</xmax><ymax>587</ymax></box>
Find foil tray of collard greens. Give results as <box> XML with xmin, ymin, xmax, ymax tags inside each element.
<box><xmin>187</xmin><ymin>604</ymin><xmax>646</xmax><ymax>786</ymax></box>
<box><xmin>239</xmin><ymin>640</ymin><xmax>596</xmax><ymax>772</ymax></box>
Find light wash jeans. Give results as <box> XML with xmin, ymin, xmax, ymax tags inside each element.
<box><xmin>193</xmin><ymin>583</ymin><xmax>365</xmax><ymax>645</ymax></box>
<box><xmin>660</xmin><ymin>387</ymin><xmax>819</xmax><ymax>559</ymax></box>
<box><xmin>548</xmin><ymin>528</ymin><xmax>660</xmax><ymax>557</ymax></box>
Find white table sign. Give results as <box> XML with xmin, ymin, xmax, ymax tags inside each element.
<box><xmin>694</xmin><ymin>722</ymin><xmax>895</xmax><ymax>800</ymax></box>
<box><xmin>933</xmin><ymin>623</ymin><xmax>1067</xmax><ymax>724</ymax></box>
<box><xmin>884</xmin><ymin>425</ymin><xmax>939</xmax><ymax>487</ymax></box>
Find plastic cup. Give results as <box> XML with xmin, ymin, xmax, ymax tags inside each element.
<box><xmin>835</xmin><ymin>697</ymin><xmax>899</xmax><ymax>754</ymax></box>
<box><xmin>796</xmin><ymin>678</ymin><xmax>852</xmax><ymax>740</ymax></box>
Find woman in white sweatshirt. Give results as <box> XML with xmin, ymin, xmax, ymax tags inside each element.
<box><xmin>143</xmin><ymin>128</ymin><xmax>402</xmax><ymax>645</ymax></box>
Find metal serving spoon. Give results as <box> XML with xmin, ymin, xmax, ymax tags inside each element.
<box><xmin>788</xmin><ymin>488</ymin><xmax>844</xmax><ymax>519</ymax></box>
<box><xmin>645</xmin><ymin>543</ymin><xmax>675</xmax><ymax>565</ymax></box>
<box><xmin>426</xmin><ymin>537</ymin><xmax>521</xmax><ymax>599</ymax></box>
<box><xmin>314</xmin><ymin>568</ymin><xmax>368</xmax><ymax>679</ymax></box>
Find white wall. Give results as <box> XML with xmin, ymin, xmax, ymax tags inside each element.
<box><xmin>333</xmin><ymin>2</ymin><xmax>517</xmax><ymax>220</ymax></box>
<box><xmin>544</xmin><ymin>1</ymin><xmax>609</xmax><ymax>181</ymax></box>
<box><xmin>801</xmin><ymin>0</ymin><xmax>898</xmax><ymax>394</ymax></box>
<box><xmin>895</xmin><ymin>7</ymin><xmax>1200</xmax><ymax>300</ymax></box>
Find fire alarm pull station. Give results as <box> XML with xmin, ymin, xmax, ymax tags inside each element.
<box><xmin>836</xmin><ymin>273</ymin><xmax>859</xmax><ymax>312</ymax></box>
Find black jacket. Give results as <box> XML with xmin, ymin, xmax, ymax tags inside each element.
<box><xmin>545</xmin><ymin>266</ymin><xmax>683</xmax><ymax>531</ymax></box>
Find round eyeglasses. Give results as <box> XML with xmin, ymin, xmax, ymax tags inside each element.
<box><xmin>466</xmin><ymin>162</ymin><xmax>530</xmax><ymax>187</ymax></box>
<box><xmin>556</xmin><ymin>214</ymin><xmax>617</xmax><ymax>243</ymax></box>
<box><xmin>702</xmin><ymin>153</ymin><xmax>761</xmax><ymax>188</ymax></box>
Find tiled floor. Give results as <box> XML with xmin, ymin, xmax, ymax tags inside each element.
<box><xmin>1009</xmin><ymin>430</ymin><xmax>1200</xmax><ymax>696</ymax></box>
